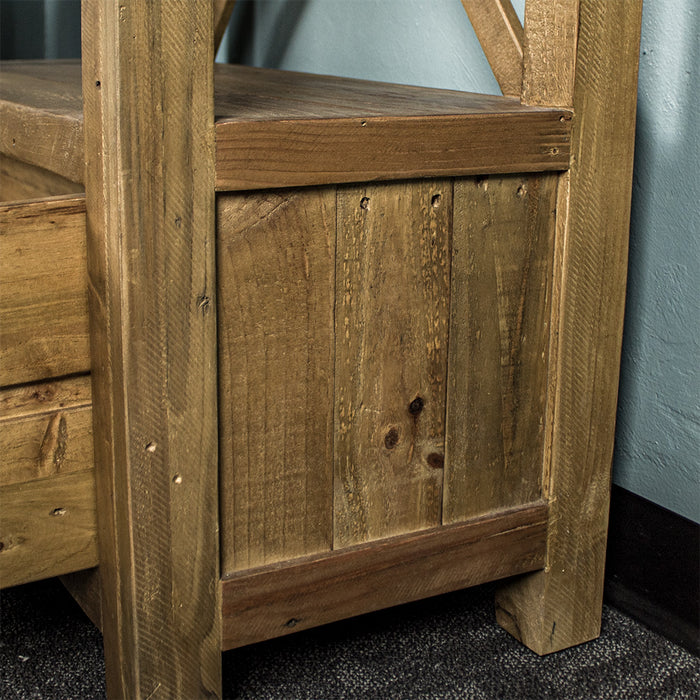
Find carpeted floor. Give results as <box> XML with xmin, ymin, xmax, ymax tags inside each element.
<box><xmin>1</xmin><ymin>578</ymin><xmax>698</xmax><ymax>699</ymax></box>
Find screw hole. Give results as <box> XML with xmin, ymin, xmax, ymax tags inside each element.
<box><xmin>360</xmin><ymin>197</ymin><xmax>370</xmax><ymax>211</ymax></box>
<box><xmin>431</xmin><ymin>194</ymin><xmax>442</xmax><ymax>208</ymax></box>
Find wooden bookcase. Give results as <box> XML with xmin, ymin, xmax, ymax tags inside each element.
<box><xmin>0</xmin><ymin>1</ymin><xmax>643</xmax><ymax>697</ymax></box>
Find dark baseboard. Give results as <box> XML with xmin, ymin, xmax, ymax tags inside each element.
<box><xmin>605</xmin><ymin>485</ymin><xmax>699</xmax><ymax>655</ymax></box>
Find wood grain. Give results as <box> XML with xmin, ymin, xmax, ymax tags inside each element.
<box><xmin>0</xmin><ymin>194</ymin><xmax>89</xmax><ymax>386</ymax></box>
<box><xmin>334</xmin><ymin>181</ymin><xmax>451</xmax><ymax>548</ymax></box>
<box><xmin>521</xmin><ymin>0</ymin><xmax>580</xmax><ymax>108</ymax></box>
<box><xmin>495</xmin><ymin>0</ymin><xmax>644</xmax><ymax>654</ymax></box>
<box><xmin>82</xmin><ymin>1</ymin><xmax>220</xmax><ymax>697</ymax></box>
<box><xmin>217</xmin><ymin>188</ymin><xmax>335</xmax><ymax>575</ymax></box>
<box><xmin>444</xmin><ymin>174</ymin><xmax>556</xmax><ymax>522</ymax></box>
<box><xmin>0</xmin><ymin>375</ymin><xmax>92</xmax><ymax>487</ymax></box>
<box><xmin>0</xmin><ymin>469</ymin><xmax>98</xmax><ymax>589</ymax></box>
<box><xmin>0</xmin><ymin>61</ymin><xmax>572</xmax><ymax>191</ymax></box>
<box><xmin>0</xmin><ymin>155</ymin><xmax>82</xmax><ymax>202</ymax></box>
<box><xmin>461</xmin><ymin>0</ymin><xmax>524</xmax><ymax>97</ymax></box>
<box><xmin>221</xmin><ymin>502</ymin><xmax>547</xmax><ymax>650</ymax></box>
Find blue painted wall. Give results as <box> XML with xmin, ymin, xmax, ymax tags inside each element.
<box><xmin>3</xmin><ymin>0</ymin><xmax>697</xmax><ymax>521</ymax></box>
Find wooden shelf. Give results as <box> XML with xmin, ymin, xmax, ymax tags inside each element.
<box><xmin>1</xmin><ymin>60</ymin><xmax>571</xmax><ymax>191</ymax></box>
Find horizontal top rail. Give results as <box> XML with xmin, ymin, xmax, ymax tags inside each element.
<box><xmin>0</xmin><ymin>60</ymin><xmax>571</xmax><ymax>191</ymax></box>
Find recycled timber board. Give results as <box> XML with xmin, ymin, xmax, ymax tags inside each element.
<box><xmin>0</xmin><ymin>375</ymin><xmax>97</xmax><ymax>588</ymax></box>
<box><xmin>0</xmin><ymin>155</ymin><xmax>83</xmax><ymax>202</ymax></box>
<box><xmin>217</xmin><ymin>188</ymin><xmax>336</xmax><ymax>573</ymax></box>
<box><xmin>0</xmin><ymin>62</ymin><xmax>572</xmax><ymax>191</ymax></box>
<box><xmin>444</xmin><ymin>174</ymin><xmax>556</xmax><ymax>521</ymax></box>
<box><xmin>334</xmin><ymin>180</ymin><xmax>451</xmax><ymax>547</ymax></box>
<box><xmin>0</xmin><ymin>193</ymin><xmax>89</xmax><ymax>386</ymax></box>
<box><xmin>221</xmin><ymin>502</ymin><xmax>548</xmax><ymax>650</ymax></box>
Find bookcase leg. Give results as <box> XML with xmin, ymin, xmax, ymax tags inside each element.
<box><xmin>82</xmin><ymin>2</ymin><xmax>221</xmax><ymax>696</ymax></box>
<box><xmin>494</xmin><ymin>0</ymin><xmax>643</xmax><ymax>655</ymax></box>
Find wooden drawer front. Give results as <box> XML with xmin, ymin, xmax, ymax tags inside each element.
<box><xmin>217</xmin><ymin>174</ymin><xmax>555</xmax><ymax>576</ymax></box>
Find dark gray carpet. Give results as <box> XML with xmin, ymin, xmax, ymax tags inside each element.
<box><xmin>1</xmin><ymin>578</ymin><xmax>698</xmax><ymax>699</ymax></box>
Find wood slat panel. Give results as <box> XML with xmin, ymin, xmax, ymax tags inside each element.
<box><xmin>1</xmin><ymin>62</ymin><xmax>572</xmax><ymax>191</ymax></box>
<box><xmin>0</xmin><ymin>194</ymin><xmax>89</xmax><ymax>387</ymax></box>
<box><xmin>81</xmin><ymin>1</ymin><xmax>221</xmax><ymax>696</ymax></box>
<box><xmin>461</xmin><ymin>0</ymin><xmax>524</xmax><ymax>97</ymax></box>
<box><xmin>444</xmin><ymin>174</ymin><xmax>556</xmax><ymax>522</ymax></box>
<box><xmin>0</xmin><ymin>375</ymin><xmax>92</xmax><ymax>487</ymax></box>
<box><xmin>496</xmin><ymin>0</ymin><xmax>644</xmax><ymax>654</ymax></box>
<box><xmin>221</xmin><ymin>502</ymin><xmax>548</xmax><ymax>650</ymax></box>
<box><xmin>0</xmin><ymin>470</ymin><xmax>97</xmax><ymax>589</ymax></box>
<box><xmin>334</xmin><ymin>181</ymin><xmax>451</xmax><ymax>548</ymax></box>
<box><xmin>0</xmin><ymin>155</ymin><xmax>82</xmax><ymax>202</ymax></box>
<box><xmin>217</xmin><ymin>188</ymin><xmax>335</xmax><ymax>574</ymax></box>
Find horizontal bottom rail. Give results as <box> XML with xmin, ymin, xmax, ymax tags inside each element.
<box><xmin>221</xmin><ymin>502</ymin><xmax>547</xmax><ymax>650</ymax></box>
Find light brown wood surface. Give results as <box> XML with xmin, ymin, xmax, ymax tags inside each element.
<box><xmin>222</xmin><ymin>502</ymin><xmax>547</xmax><ymax>650</ymax></box>
<box><xmin>444</xmin><ymin>174</ymin><xmax>556</xmax><ymax>522</ymax></box>
<box><xmin>214</xmin><ymin>0</ymin><xmax>236</xmax><ymax>54</ymax></box>
<box><xmin>82</xmin><ymin>1</ymin><xmax>220</xmax><ymax>697</ymax></box>
<box><xmin>0</xmin><ymin>61</ymin><xmax>572</xmax><ymax>192</ymax></box>
<box><xmin>461</xmin><ymin>0</ymin><xmax>524</xmax><ymax>97</ymax></box>
<box><xmin>217</xmin><ymin>188</ymin><xmax>335</xmax><ymax>574</ymax></box>
<box><xmin>0</xmin><ymin>155</ymin><xmax>82</xmax><ymax>202</ymax></box>
<box><xmin>334</xmin><ymin>181</ymin><xmax>451</xmax><ymax>548</ymax></box>
<box><xmin>0</xmin><ymin>194</ymin><xmax>89</xmax><ymax>387</ymax></box>
<box><xmin>495</xmin><ymin>0</ymin><xmax>643</xmax><ymax>654</ymax></box>
<box><xmin>0</xmin><ymin>374</ymin><xmax>96</xmax><ymax>589</ymax></box>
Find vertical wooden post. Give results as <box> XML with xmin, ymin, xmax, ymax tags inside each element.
<box><xmin>82</xmin><ymin>1</ymin><xmax>221</xmax><ymax>696</ymax></box>
<box><xmin>495</xmin><ymin>0</ymin><xmax>643</xmax><ymax>654</ymax></box>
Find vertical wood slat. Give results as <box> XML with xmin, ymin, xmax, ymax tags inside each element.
<box><xmin>217</xmin><ymin>189</ymin><xmax>336</xmax><ymax>575</ymax></box>
<box><xmin>460</xmin><ymin>0</ymin><xmax>524</xmax><ymax>98</ymax></box>
<box><xmin>214</xmin><ymin>0</ymin><xmax>236</xmax><ymax>54</ymax></box>
<box><xmin>334</xmin><ymin>180</ymin><xmax>451</xmax><ymax>548</ymax></box>
<box><xmin>496</xmin><ymin>0</ymin><xmax>644</xmax><ymax>654</ymax></box>
<box><xmin>444</xmin><ymin>174</ymin><xmax>556</xmax><ymax>523</ymax></box>
<box><xmin>81</xmin><ymin>1</ymin><xmax>220</xmax><ymax>697</ymax></box>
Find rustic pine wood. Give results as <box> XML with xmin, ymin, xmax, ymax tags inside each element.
<box><xmin>0</xmin><ymin>375</ymin><xmax>95</xmax><ymax>589</ymax></box>
<box><xmin>495</xmin><ymin>0</ymin><xmax>644</xmax><ymax>654</ymax></box>
<box><xmin>444</xmin><ymin>174</ymin><xmax>556</xmax><ymax>522</ymax></box>
<box><xmin>217</xmin><ymin>188</ymin><xmax>335</xmax><ymax>575</ymax></box>
<box><xmin>81</xmin><ymin>1</ymin><xmax>220</xmax><ymax>697</ymax></box>
<box><xmin>334</xmin><ymin>180</ymin><xmax>451</xmax><ymax>548</ymax></box>
<box><xmin>0</xmin><ymin>61</ymin><xmax>572</xmax><ymax>192</ymax></box>
<box><xmin>0</xmin><ymin>155</ymin><xmax>82</xmax><ymax>202</ymax></box>
<box><xmin>0</xmin><ymin>194</ymin><xmax>89</xmax><ymax>387</ymax></box>
<box><xmin>460</xmin><ymin>0</ymin><xmax>524</xmax><ymax>97</ymax></box>
<box><xmin>214</xmin><ymin>0</ymin><xmax>236</xmax><ymax>53</ymax></box>
<box><xmin>222</xmin><ymin>502</ymin><xmax>547</xmax><ymax>650</ymax></box>
<box><xmin>0</xmin><ymin>470</ymin><xmax>97</xmax><ymax>588</ymax></box>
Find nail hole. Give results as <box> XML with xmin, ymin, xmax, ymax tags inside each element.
<box><xmin>517</xmin><ymin>185</ymin><xmax>527</xmax><ymax>198</ymax></box>
<box><xmin>285</xmin><ymin>618</ymin><xmax>300</xmax><ymax>628</ymax></box>
<box><xmin>427</xmin><ymin>453</ymin><xmax>445</xmax><ymax>470</ymax></box>
<box><xmin>384</xmin><ymin>427</ymin><xmax>400</xmax><ymax>450</ymax></box>
<box><xmin>95</xmin><ymin>80</ymin><xmax>101</xmax><ymax>89</ymax></box>
<box><xmin>50</xmin><ymin>507</ymin><xmax>67</xmax><ymax>517</ymax></box>
<box><xmin>360</xmin><ymin>197</ymin><xmax>370</xmax><ymax>211</ymax></box>
<box><xmin>559</xmin><ymin>115</ymin><xmax>566</xmax><ymax>122</ymax></box>
<box><xmin>173</xmin><ymin>474</ymin><xmax>182</xmax><ymax>485</ymax></box>
<box><xmin>408</xmin><ymin>396</ymin><xmax>424</xmax><ymax>415</ymax></box>
<box><xmin>431</xmin><ymin>194</ymin><xmax>442</xmax><ymax>208</ymax></box>
<box><xmin>11</xmin><ymin>138</ymin><xmax>16</xmax><ymax>147</ymax></box>
<box><xmin>360</xmin><ymin>120</ymin><xmax>367</xmax><ymax>127</ymax></box>
<box><xmin>145</xmin><ymin>442</ymin><xmax>157</xmax><ymax>453</ymax></box>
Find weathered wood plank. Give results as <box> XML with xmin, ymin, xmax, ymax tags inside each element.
<box><xmin>0</xmin><ymin>62</ymin><xmax>572</xmax><ymax>190</ymax></box>
<box><xmin>222</xmin><ymin>502</ymin><xmax>547</xmax><ymax>650</ymax></box>
<box><xmin>82</xmin><ymin>1</ymin><xmax>220</xmax><ymax>697</ymax></box>
<box><xmin>460</xmin><ymin>0</ymin><xmax>524</xmax><ymax>97</ymax></box>
<box><xmin>0</xmin><ymin>375</ymin><xmax>92</xmax><ymax>487</ymax></box>
<box><xmin>334</xmin><ymin>180</ymin><xmax>451</xmax><ymax>548</ymax></box>
<box><xmin>444</xmin><ymin>174</ymin><xmax>556</xmax><ymax>522</ymax></box>
<box><xmin>0</xmin><ymin>155</ymin><xmax>82</xmax><ymax>202</ymax></box>
<box><xmin>0</xmin><ymin>194</ymin><xmax>89</xmax><ymax>387</ymax></box>
<box><xmin>214</xmin><ymin>0</ymin><xmax>236</xmax><ymax>54</ymax></box>
<box><xmin>0</xmin><ymin>469</ymin><xmax>97</xmax><ymax>589</ymax></box>
<box><xmin>217</xmin><ymin>188</ymin><xmax>335</xmax><ymax>575</ymax></box>
<box><xmin>521</xmin><ymin>0</ymin><xmax>580</xmax><ymax>108</ymax></box>
<box><xmin>496</xmin><ymin>0</ymin><xmax>644</xmax><ymax>654</ymax></box>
